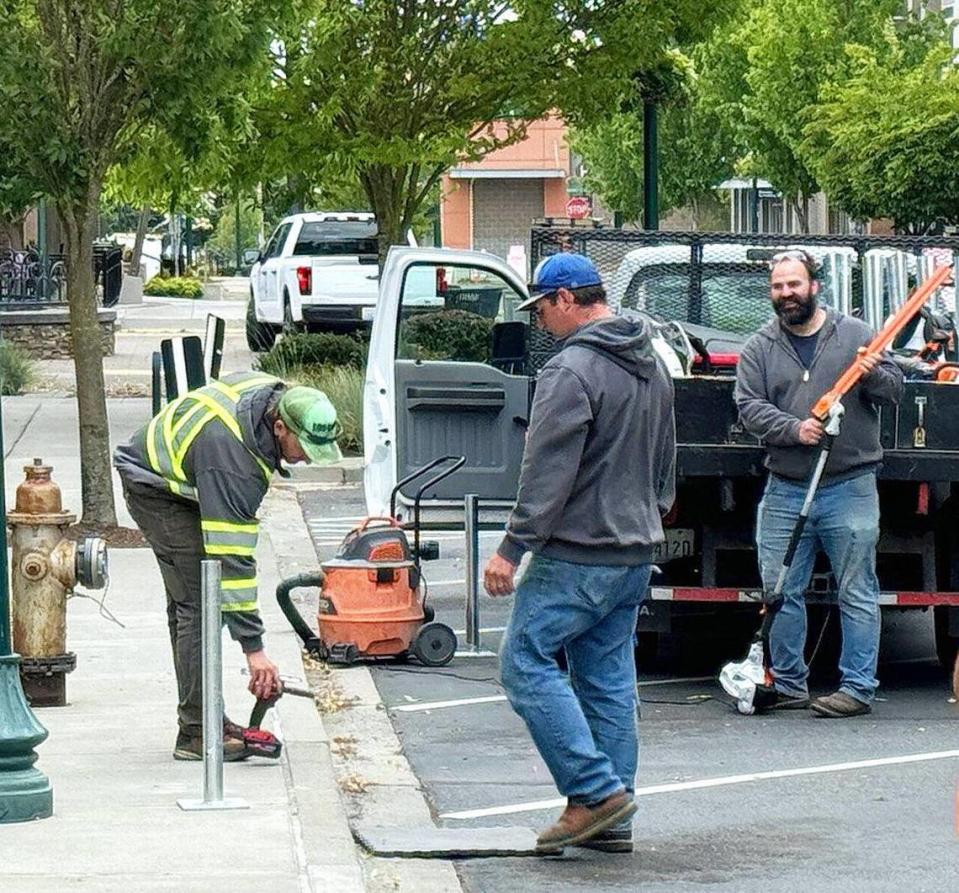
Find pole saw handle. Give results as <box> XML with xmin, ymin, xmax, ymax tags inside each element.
<box><xmin>812</xmin><ymin>263</ymin><xmax>953</xmax><ymax>421</ymax></box>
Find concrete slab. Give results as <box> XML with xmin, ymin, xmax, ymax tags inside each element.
<box><xmin>354</xmin><ymin>824</ymin><xmax>545</xmax><ymax>858</ymax></box>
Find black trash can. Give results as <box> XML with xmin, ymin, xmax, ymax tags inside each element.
<box><xmin>93</xmin><ymin>242</ymin><xmax>123</xmax><ymax>307</ymax></box>
<box><xmin>444</xmin><ymin>284</ymin><xmax>503</xmax><ymax>319</ymax></box>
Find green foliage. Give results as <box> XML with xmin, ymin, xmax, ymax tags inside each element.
<box><xmin>284</xmin><ymin>365</ymin><xmax>364</xmax><ymax>454</ymax></box>
<box><xmin>0</xmin><ymin>341</ymin><xmax>35</xmax><ymax>395</ymax></box>
<box><xmin>572</xmin><ymin>47</ymin><xmax>736</xmax><ymax>225</ymax></box>
<box><xmin>693</xmin><ymin>0</ymin><xmax>907</xmax><ymax>226</ymax></box>
<box><xmin>803</xmin><ymin>41</ymin><xmax>959</xmax><ymax>234</ymax></box>
<box><xmin>208</xmin><ymin>196</ymin><xmax>263</xmax><ymax>263</ymax></box>
<box><xmin>143</xmin><ymin>276</ymin><xmax>204</xmax><ymax>298</ymax></box>
<box><xmin>400</xmin><ymin>310</ymin><xmax>494</xmax><ymax>364</ymax></box>
<box><xmin>262</xmin><ymin>1</ymin><xmax>736</xmax><ymax>262</ymax></box>
<box><xmin>257</xmin><ymin>333</ymin><xmax>369</xmax><ymax>376</ymax></box>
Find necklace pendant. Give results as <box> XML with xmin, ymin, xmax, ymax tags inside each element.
<box><xmin>803</xmin><ymin>370</ymin><xmax>809</xmax><ymax>382</ymax></box>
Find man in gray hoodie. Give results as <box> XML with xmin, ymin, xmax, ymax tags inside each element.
<box><xmin>483</xmin><ymin>253</ymin><xmax>675</xmax><ymax>853</ymax></box>
<box><xmin>734</xmin><ymin>249</ymin><xmax>903</xmax><ymax>718</ymax></box>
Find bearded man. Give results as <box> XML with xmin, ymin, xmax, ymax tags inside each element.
<box><xmin>733</xmin><ymin>250</ymin><xmax>903</xmax><ymax>717</ymax></box>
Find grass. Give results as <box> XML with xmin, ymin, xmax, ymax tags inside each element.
<box><xmin>0</xmin><ymin>340</ymin><xmax>36</xmax><ymax>395</ymax></box>
<box><xmin>271</xmin><ymin>363</ymin><xmax>364</xmax><ymax>454</ymax></box>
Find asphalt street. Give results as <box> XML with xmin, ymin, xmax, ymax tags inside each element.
<box><xmin>300</xmin><ymin>484</ymin><xmax>959</xmax><ymax>893</ymax></box>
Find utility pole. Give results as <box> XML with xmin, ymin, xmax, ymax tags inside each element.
<box><xmin>0</xmin><ymin>398</ymin><xmax>53</xmax><ymax>823</ymax></box>
<box><xmin>234</xmin><ymin>186</ymin><xmax>242</xmax><ymax>271</ymax></box>
<box><xmin>643</xmin><ymin>101</ymin><xmax>659</xmax><ymax>230</ymax></box>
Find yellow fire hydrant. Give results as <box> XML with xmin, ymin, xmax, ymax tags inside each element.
<box><xmin>7</xmin><ymin>459</ymin><xmax>107</xmax><ymax>707</ymax></box>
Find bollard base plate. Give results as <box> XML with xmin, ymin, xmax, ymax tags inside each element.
<box><xmin>177</xmin><ymin>797</ymin><xmax>249</xmax><ymax>812</ymax></box>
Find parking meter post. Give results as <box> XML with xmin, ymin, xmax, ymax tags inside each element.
<box><xmin>0</xmin><ymin>396</ymin><xmax>53</xmax><ymax>824</ymax></box>
<box><xmin>178</xmin><ymin>560</ymin><xmax>248</xmax><ymax>811</ymax></box>
<box><xmin>464</xmin><ymin>494</ymin><xmax>481</xmax><ymax>653</ymax></box>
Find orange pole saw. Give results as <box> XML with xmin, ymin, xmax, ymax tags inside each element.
<box><xmin>812</xmin><ymin>263</ymin><xmax>954</xmax><ymax>420</ymax></box>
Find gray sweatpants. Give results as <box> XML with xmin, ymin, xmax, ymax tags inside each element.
<box><xmin>121</xmin><ymin>478</ymin><xmax>206</xmax><ymax>735</ymax></box>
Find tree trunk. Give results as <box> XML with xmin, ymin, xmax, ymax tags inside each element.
<box><xmin>61</xmin><ymin>195</ymin><xmax>118</xmax><ymax>528</ymax></box>
<box><xmin>131</xmin><ymin>205</ymin><xmax>150</xmax><ymax>278</ymax></box>
<box><xmin>364</xmin><ymin>166</ymin><xmax>405</xmax><ymax>273</ymax></box>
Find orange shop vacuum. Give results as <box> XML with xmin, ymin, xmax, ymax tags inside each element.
<box><xmin>277</xmin><ymin>456</ymin><xmax>466</xmax><ymax>667</ymax></box>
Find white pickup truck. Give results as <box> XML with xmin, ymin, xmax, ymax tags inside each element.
<box><xmin>246</xmin><ymin>211</ymin><xmax>381</xmax><ymax>350</ymax></box>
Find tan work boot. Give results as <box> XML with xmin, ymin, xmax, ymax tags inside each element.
<box><xmin>536</xmin><ymin>791</ymin><xmax>637</xmax><ymax>852</ymax></box>
<box><xmin>173</xmin><ymin>729</ymin><xmax>248</xmax><ymax>762</ymax></box>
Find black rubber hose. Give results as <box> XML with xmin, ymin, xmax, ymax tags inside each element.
<box><xmin>275</xmin><ymin>571</ymin><xmax>326</xmax><ymax>649</ymax></box>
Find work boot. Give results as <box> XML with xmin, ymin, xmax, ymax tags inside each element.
<box><xmin>810</xmin><ymin>690</ymin><xmax>871</xmax><ymax>718</ymax></box>
<box><xmin>173</xmin><ymin>729</ymin><xmax>248</xmax><ymax>762</ymax></box>
<box><xmin>575</xmin><ymin>817</ymin><xmax>634</xmax><ymax>853</ymax></box>
<box><xmin>757</xmin><ymin>689</ymin><xmax>810</xmax><ymax>712</ymax></box>
<box><xmin>536</xmin><ymin>791</ymin><xmax>637</xmax><ymax>852</ymax></box>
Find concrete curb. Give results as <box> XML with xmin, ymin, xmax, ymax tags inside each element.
<box><xmin>285</xmin><ymin>459</ymin><xmax>364</xmax><ymax>486</ymax></box>
<box><xmin>262</xmin><ymin>486</ymin><xmax>462</xmax><ymax>893</ymax></box>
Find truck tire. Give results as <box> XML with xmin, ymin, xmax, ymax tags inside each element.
<box><xmin>246</xmin><ymin>294</ymin><xmax>276</xmax><ymax>352</ymax></box>
<box><xmin>934</xmin><ymin>606</ymin><xmax>959</xmax><ymax>673</ymax></box>
<box><xmin>282</xmin><ymin>292</ymin><xmax>301</xmax><ymax>336</ymax></box>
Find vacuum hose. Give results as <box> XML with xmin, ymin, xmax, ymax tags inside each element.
<box><xmin>275</xmin><ymin>571</ymin><xmax>326</xmax><ymax>653</ymax></box>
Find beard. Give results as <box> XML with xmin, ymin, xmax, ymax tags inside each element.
<box><xmin>773</xmin><ymin>294</ymin><xmax>816</xmax><ymax>326</ymax></box>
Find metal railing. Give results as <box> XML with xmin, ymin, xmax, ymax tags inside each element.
<box><xmin>528</xmin><ymin>226</ymin><xmax>959</xmax><ymax>372</ymax></box>
<box><xmin>0</xmin><ymin>248</ymin><xmax>66</xmax><ymax>307</ymax></box>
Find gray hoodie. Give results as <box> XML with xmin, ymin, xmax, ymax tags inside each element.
<box><xmin>734</xmin><ymin>311</ymin><xmax>903</xmax><ymax>481</ymax></box>
<box><xmin>498</xmin><ymin>315</ymin><xmax>676</xmax><ymax>567</ymax></box>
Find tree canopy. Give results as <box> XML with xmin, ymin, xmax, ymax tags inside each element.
<box><xmin>803</xmin><ymin>39</ymin><xmax>959</xmax><ymax>234</ymax></box>
<box><xmin>0</xmin><ymin>0</ymin><xmax>274</xmax><ymax>526</ymax></box>
<box><xmin>261</xmin><ymin>0</ymin><xmax>737</xmax><ymax>261</ymax></box>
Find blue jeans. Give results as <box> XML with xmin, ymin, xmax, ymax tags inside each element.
<box><xmin>500</xmin><ymin>555</ymin><xmax>652</xmax><ymax>805</ymax></box>
<box><xmin>757</xmin><ymin>471</ymin><xmax>881</xmax><ymax>702</ymax></box>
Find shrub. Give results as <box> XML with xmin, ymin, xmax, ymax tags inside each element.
<box><xmin>0</xmin><ymin>341</ymin><xmax>35</xmax><ymax>395</ymax></box>
<box><xmin>287</xmin><ymin>364</ymin><xmax>364</xmax><ymax>454</ymax></box>
<box><xmin>143</xmin><ymin>275</ymin><xmax>204</xmax><ymax>299</ymax></box>
<box><xmin>400</xmin><ymin>309</ymin><xmax>493</xmax><ymax>363</ymax></box>
<box><xmin>257</xmin><ymin>332</ymin><xmax>368</xmax><ymax>377</ymax></box>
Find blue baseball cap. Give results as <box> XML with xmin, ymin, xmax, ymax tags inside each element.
<box><xmin>517</xmin><ymin>252</ymin><xmax>603</xmax><ymax>311</ymax></box>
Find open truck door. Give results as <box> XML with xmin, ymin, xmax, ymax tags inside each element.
<box><xmin>364</xmin><ymin>247</ymin><xmax>530</xmax><ymax>525</ymax></box>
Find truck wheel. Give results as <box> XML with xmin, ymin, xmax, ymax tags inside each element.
<box><xmin>934</xmin><ymin>606</ymin><xmax>959</xmax><ymax>674</ymax></box>
<box><xmin>246</xmin><ymin>294</ymin><xmax>276</xmax><ymax>352</ymax></box>
<box><xmin>282</xmin><ymin>294</ymin><xmax>300</xmax><ymax>336</ymax></box>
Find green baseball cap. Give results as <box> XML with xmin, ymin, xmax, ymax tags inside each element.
<box><xmin>277</xmin><ymin>386</ymin><xmax>343</xmax><ymax>465</ymax></box>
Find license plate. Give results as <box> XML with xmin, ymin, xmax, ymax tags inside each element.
<box><xmin>654</xmin><ymin>528</ymin><xmax>694</xmax><ymax>563</ymax></box>
<box><xmin>362</xmin><ymin>306</ymin><xmax>376</xmax><ymax>321</ymax></box>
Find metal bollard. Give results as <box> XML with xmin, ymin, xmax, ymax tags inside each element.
<box><xmin>178</xmin><ymin>560</ymin><xmax>248</xmax><ymax>811</ymax></box>
<box><xmin>464</xmin><ymin>494</ymin><xmax>481</xmax><ymax>652</ymax></box>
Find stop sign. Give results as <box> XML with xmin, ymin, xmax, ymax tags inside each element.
<box><xmin>565</xmin><ymin>196</ymin><xmax>592</xmax><ymax>220</ymax></box>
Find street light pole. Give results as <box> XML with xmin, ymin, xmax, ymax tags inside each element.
<box><xmin>643</xmin><ymin>101</ymin><xmax>659</xmax><ymax>231</ymax></box>
<box><xmin>0</xmin><ymin>396</ymin><xmax>53</xmax><ymax>823</ymax></box>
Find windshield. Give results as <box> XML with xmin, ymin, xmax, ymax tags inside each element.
<box><xmin>626</xmin><ymin>264</ymin><xmax>773</xmax><ymax>335</ymax></box>
<box><xmin>292</xmin><ymin>220</ymin><xmax>378</xmax><ymax>257</ymax></box>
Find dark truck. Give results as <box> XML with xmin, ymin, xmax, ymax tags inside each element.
<box><xmin>529</xmin><ymin>226</ymin><xmax>959</xmax><ymax>673</ymax></box>
<box><xmin>363</xmin><ymin>228</ymin><xmax>959</xmax><ymax>676</ymax></box>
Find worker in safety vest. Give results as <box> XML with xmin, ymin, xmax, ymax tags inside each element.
<box><xmin>114</xmin><ymin>373</ymin><xmax>341</xmax><ymax>760</ymax></box>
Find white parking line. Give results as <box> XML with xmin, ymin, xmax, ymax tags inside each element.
<box><xmin>452</xmin><ymin>625</ymin><xmax>507</xmax><ymax>636</ymax></box>
<box><xmin>389</xmin><ymin>676</ymin><xmax>715</xmax><ymax>714</ymax></box>
<box><xmin>439</xmin><ymin>749</ymin><xmax>959</xmax><ymax>820</ymax></box>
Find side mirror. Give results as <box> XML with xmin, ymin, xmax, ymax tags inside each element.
<box><xmin>243</xmin><ymin>248</ymin><xmax>261</xmax><ymax>266</ymax></box>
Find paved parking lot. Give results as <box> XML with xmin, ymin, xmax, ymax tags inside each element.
<box><xmin>300</xmin><ymin>485</ymin><xmax>959</xmax><ymax>893</ymax></box>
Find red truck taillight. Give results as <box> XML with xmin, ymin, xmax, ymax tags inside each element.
<box><xmin>296</xmin><ymin>266</ymin><xmax>312</xmax><ymax>295</ymax></box>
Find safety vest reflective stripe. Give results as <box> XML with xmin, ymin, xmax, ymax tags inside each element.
<box><xmin>201</xmin><ymin>519</ymin><xmax>259</xmax><ymax>557</ymax></box>
<box><xmin>220</xmin><ymin>577</ymin><xmax>257</xmax><ymax>611</ymax></box>
<box><xmin>222</xmin><ymin>600</ymin><xmax>258</xmax><ymax>612</ymax></box>
<box><xmin>145</xmin><ymin>373</ymin><xmax>278</xmax><ymax>494</ymax></box>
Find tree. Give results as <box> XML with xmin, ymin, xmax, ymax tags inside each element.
<box><xmin>802</xmin><ymin>40</ymin><xmax>959</xmax><ymax>234</ymax></box>
<box><xmin>697</xmin><ymin>0</ymin><xmax>904</xmax><ymax>231</ymax></box>
<box><xmin>266</xmin><ymin>0</ymin><xmax>736</xmax><ymax>265</ymax></box>
<box><xmin>571</xmin><ymin>49</ymin><xmax>738</xmax><ymax>226</ymax></box>
<box><xmin>0</xmin><ymin>1</ymin><xmax>272</xmax><ymax>527</ymax></box>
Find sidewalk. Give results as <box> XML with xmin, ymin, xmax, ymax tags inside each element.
<box><xmin>1</xmin><ymin>395</ymin><xmax>367</xmax><ymax>891</ymax></box>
